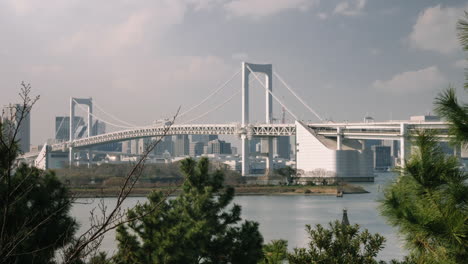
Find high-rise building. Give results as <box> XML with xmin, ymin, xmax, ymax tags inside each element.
<box><xmin>274</xmin><ymin>136</ymin><xmax>290</xmax><ymax>159</ymax></box>
<box><xmin>207</xmin><ymin>139</ymin><xmax>231</xmax><ymax>155</ymax></box>
<box><xmin>55</xmin><ymin>116</ymin><xmax>85</xmax><ymax>141</ymax></box>
<box><xmin>130</xmin><ymin>139</ymin><xmax>139</xmax><ymax>154</ymax></box>
<box><xmin>189</xmin><ymin>141</ymin><xmax>204</xmax><ymax>157</ymax></box>
<box><xmin>2</xmin><ymin>104</ymin><xmax>30</xmax><ymax>152</ymax></box>
<box><xmin>249</xmin><ymin>137</ymin><xmax>260</xmax><ymax>154</ymax></box>
<box><xmin>138</xmin><ymin>138</ymin><xmax>152</xmax><ymax>154</ymax></box>
<box><xmin>208</xmin><ymin>135</ymin><xmax>218</xmax><ymax>141</ymax></box>
<box><xmin>174</xmin><ymin>135</ymin><xmax>189</xmax><ymax>157</ymax></box>
<box><xmin>372</xmin><ymin>145</ymin><xmax>392</xmax><ymax>170</ymax></box>
<box><xmin>122</xmin><ymin>140</ymin><xmax>131</xmax><ymax>154</ymax></box>
<box><xmin>260</xmin><ymin>138</ymin><xmax>269</xmax><ymax>154</ymax></box>
<box><xmin>231</xmin><ymin>146</ymin><xmax>238</xmax><ymax>155</ymax></box>
<box><xmin>92</xmin><ymin>120</ymin><xmax>106</xmax><ymax>136</ymax></box>
<box><xmin>364</xmin><ymin>139</ymin><xmax>382</xmax><ymax>150</ymax></box>
<box><xmin>163</xmin><ymin>136</ymin><xmax>173</xmax><ymax>156</ymax></box>
<box><xmin>191</xmin><ymin>135</ymin><xmax>210</xmax><ymax>145</ymax></box>
<box><xmin>382</xmin><ymin>140</ymin><xmax>399</xmax><ymax>158</ymax></box>
<box><xmin>90</xmin><ymin>120</ymin><xmax>122</xmax><ymax>152</ymax></box>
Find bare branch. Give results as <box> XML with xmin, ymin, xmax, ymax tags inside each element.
<box><xmin>63</xmin><ymin>107</ymin><xmax>181</xmax><ymax>263</ymax></box>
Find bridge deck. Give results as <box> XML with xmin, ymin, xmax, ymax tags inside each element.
<box><xmin>45</xmin><ymin>121</ymin><xmax>449</xmax><ymax>152</ymax></box>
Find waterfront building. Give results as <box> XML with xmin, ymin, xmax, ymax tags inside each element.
<box><xmin>295</xmin><ymin>121</ymin><xmax>374</xmax><ymax>182</ymax></box>
<box><xmin>372</xmin><ymin>145</ymin><xmax>392</xmax><ymax>170</ymax></box>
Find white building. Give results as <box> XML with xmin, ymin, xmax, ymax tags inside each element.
<box><xmin>295</xmin><ymin>121</ymin><xmax>374</xmax><ymax>182</ymax></box>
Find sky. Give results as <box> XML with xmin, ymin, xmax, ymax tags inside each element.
<box><xmin>1</xmin><ymin>0</ymin><xmax>468</xmax><ymax>146</ymax></box>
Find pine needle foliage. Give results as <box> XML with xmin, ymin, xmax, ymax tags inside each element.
<box><xmin>113</xmin><ymin>157</ymin><xmax>263</xmax><ymax>264</ymax></box>
<box><xmin>288</xmin><ymin>221</ymin><xmax>386</xmax><ymax>264</ymax></box>
<box><xmin>435</xmin><ymin>11</ymin><xmax>468</xmax><ymax>147</ymax></box>
<box><xmin>260</xmin><ymin>239</ymin><xmax>288</xmax><ymax>264</ymax></box>
<box><xmin>434</xmin><ymin>87</ymin><xmax>468</xmax><ymax>147</ymax></box>
<box><xmin>380</xmin><ymin>131</ymin><xmax>468</xmax><ymax>264</ymax></box>
<box><xmin>456</xmin><ymin>12</ymin><xmax>468</xmax><ymax>90</ymax></box>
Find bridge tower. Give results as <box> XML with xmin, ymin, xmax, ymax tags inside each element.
<box><xmin>69</xmin><ymin>97</ymin><xmax>93</xmax><ymax>166</ymax></box>
<box><xmin>241</xmin><ymin>62</ymin><xmax>273</xmax><ymax>176</ymax></box>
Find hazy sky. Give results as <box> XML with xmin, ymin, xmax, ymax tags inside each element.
<box><xmin>1</xmin><ymin>0</ymin><xmax>468</xmax><ymax>145</ymax></box>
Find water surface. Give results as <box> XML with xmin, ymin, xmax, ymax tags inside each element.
<box><xmin>71</xmin><ymin>173</ymin><xmax>405</xmax><ymax>261</ymax></box>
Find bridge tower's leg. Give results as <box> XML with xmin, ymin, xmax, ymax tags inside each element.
<box><xmin>264</xmin><ymin>66</ymin><xmax>273</xmax><ymax>175</ymax></box>
<box><xmin>69</xmin><ymin>98</ymin><xmax>75</xmax><ymax>167</ymax></box>
<box><xmin>87</xmin><ymin>99</ymin><xmax>93</xmax><ymax>168</ymax></box>
<box><xmin>241</xmin><ymin>62</ymin><xmax>250</xmax><ymax>176</ymax></box>
<box><xmin>241</xmin><ymin>62</ymin><xmax>273</xmax><ymax>176</ymax></box>
<box><xmin>399</xmin><ymin>123</ymin><xmax>408</xmax><ymax>167</ymax></box>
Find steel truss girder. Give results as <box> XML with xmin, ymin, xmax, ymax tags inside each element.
<box><xmin>50</xmin><ymin>122</ymin><xmax>449</xmax><ymax>151</ymax></box>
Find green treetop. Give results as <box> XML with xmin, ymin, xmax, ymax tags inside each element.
<box><xmin>380</xmin><ymin>131</ymin><xmax>468</xmax><ymax>264</ymax></box>
<box><xmin>113</xmin><ymin>157</ymin><xmax>264</xmax><ymax>264</ymax></box>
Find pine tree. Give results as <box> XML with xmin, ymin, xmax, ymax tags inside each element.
<box><xmin>260</xmin><ymin>239</ymin><xmax>288</xmax><ymax>264</ymax></box>
<box><xmin>434</xmin><ymin>13</ymin><xmax>468</xmax><ymax>146</ymax></box>
<box><xmin>0</xmin><ymin>84</ymin><xmax>77</xmax><ymax>263</ymax></box>
<box><xmin>113</xmin><ymin>157</ymin><xmax>263</xmax><ymax>264</ymax></box>
<box><xmin>288</xmin><ymin>221</ymin><xmax>386</xmax><ymax>264</ymax></box>
<box><xmin>380</xmin><ymin>131</ymin><xmax>468</xmax><ymax>263</ymax></box>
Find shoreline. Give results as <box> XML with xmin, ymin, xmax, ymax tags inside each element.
<box><xmin>70</xmin><ymin>184</ymin><xmax>369</xmax><ymax>198</ymax></box>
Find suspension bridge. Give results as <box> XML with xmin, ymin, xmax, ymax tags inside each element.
<box><xmin>23</xmin><ymin>62</ymin><xmax>450</xmax><ymax>178</ymax></box>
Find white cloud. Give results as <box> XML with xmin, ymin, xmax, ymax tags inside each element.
<box><xmin>409</xmin><ymin>4</ymin><xmax>467</xmax><ymax>54</ymax></box>
<box><xmin>454</xmin><ymin>59</ymin><xmax>467</xmax><ymax>69</ymax></box>
<box><xmin>224</xmin><ymin>0</ymin><xmax>319</xmax><ymax>18</ymax></box>
<box><xmin>317</xmin><ymin>12</ymin><xmax>328</xmax><ymax>20</ymax></box>
<box><xmin>372</xmin><ymin>66</ymin><xmax>447</xmax><ymax>94</ymax></box>
<box><xmin>334</xmin><ymin>0</ymin><xmax>366</xmax><ymax>16</ymax></box>
<box><xmin>54</xmin><ymin>10</ymin><xmax>152</xmax><ymax>55</ymax></box>
<box><xmin>54</xmin><ymin>2</ymin><xmax>187</xmax><ymax>56</ymax></box>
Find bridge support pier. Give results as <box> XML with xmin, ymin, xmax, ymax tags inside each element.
<box><xmin>337</xmin><ymin>127</ymin><xmax>342</xmax><ymax>150</ymax></box>
<box><xmin>241</xmin><ymin>135</ymin><xmax>249</xmax><ymax>176</ymax></box>
<box><xmin>69</xmin><ymin>147</ymin><xmax>73</xmax><ymax>167</ymax></box>
<box><xmin>265</xmin><ymin>137</ymin><xmax>273</xmax><ymax>175</ymax></box>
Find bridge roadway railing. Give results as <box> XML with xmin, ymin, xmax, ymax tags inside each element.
<box><xmin>50</xmin><ymin>122</ymin><xmax>449</xmax><ymax>152</ymax></box>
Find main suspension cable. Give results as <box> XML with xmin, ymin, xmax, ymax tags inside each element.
<box><xmin>184</xmin><ymin>90</ymin><xmax>241</xmax><ymax>124</ymax></box>
<box><xmin>93</xmin><ymin>100</ymin><xmax>139</xmax><ymax>127</ymax></box>
<box><xmin>245</xmin><ymin>65</ymin><xmax>298</xmax><ymax>120</ymax></box>
<box><xmin>273</xmin><ymin>70</ymin><xmax>323</xmax><ymax>122</ymax></box>
<box><xmin>178</xmin><ymin>69</ymin><xmax>240</xmax><ymax>119</ymax></box>
<box><xmin>72</xmin><ymin>99</ymin><xmax>135</xmax><ymax>130</ymax></box>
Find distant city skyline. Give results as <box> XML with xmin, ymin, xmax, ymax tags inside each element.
<box><xmin>0</xmin><ymin>0</ymin><xmax>467</xmax><ymax>145</ymax></box>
